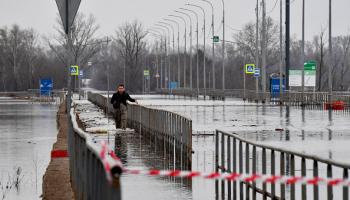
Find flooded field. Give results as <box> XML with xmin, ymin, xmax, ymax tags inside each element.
<box><xmin>0</xmin><ymin>99</ymin><xmax>58</xmax><ymax>200</ymax></box>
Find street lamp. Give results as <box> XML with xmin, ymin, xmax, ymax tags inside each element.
<box><xmin>179</xmin><ymin>8</ymin><xmax>199</xmax><ymax>94</ymax></box>
<box><xmin>158</xmin><ymin>22</ymin><xmax>175</xmax><ymax>86</ymax></box>
<box><xmin>155</xmin><ymin>24</ymin><xmax>171</xmax><ymax>88</ymax></box>
<box><xmin>186</xmin><ymin>3</ymin><xmax>206</xmax><ymax>97</ymax></box>
<box><xmin>148</xmin><ymin>29</ymin><xmax>166</xmax><ymax>89</ymax></box>
<box><xmin>175</xmin><ymin>10</ymin><xmax>193</xmax><ymax>90</ymax></box>
<box><xmin>164</xmin><ymin>18</ymin><xmax>181</xmax><ymax>87</ymax></box>
<box><xmin>221</xmin><ymin>0</ymin><xmax>225</xmax><ymax>92</ymax></box>
<box><xmin>169</xmin><ymin>14</ymin><xmax>187</xmax><ymax>88</ymax></box>
<box><xmin>199</xmin><ymin>0</ymin><xmax>216</xmax><ymax>90</ymax></box>
<box><xmin>148</xmin><ymin>32</ymin><xmax>163</xmax><ymax>90</ymax></box>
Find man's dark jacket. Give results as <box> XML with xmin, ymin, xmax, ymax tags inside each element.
<box><xmin>110</xmin><ymin>92</ymin><xmax>136</xmax><ymax>109</ymax></box>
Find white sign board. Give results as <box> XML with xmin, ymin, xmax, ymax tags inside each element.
<box><xmin>304</xmin><ymin>70</ymin><xmax>316</xmax><ymax>87</ymax></box>
<box><xmin>289</xmin><ymin>70</ymin><xmax>302</xmax><ymax>87</ymax></box>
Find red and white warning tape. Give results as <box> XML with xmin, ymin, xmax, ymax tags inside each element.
<box><xmin>99</xmin><ymin>141</ymin><xmax>350</xmax><ymax>187</ymax></box>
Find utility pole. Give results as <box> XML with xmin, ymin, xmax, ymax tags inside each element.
<box><xmin>286</xmin><ymin>0</ymin><xmax>290</xmax><ymax>92</ymax></box>
<box><xmin>301</xmin><ymin>0</ymin><xmax>305</xmax><ymax>105</ymax></box>
<box><xmin>255</xmin><ymin>0</ymin><xmax>259</xmax><ymax>102</ymax></box>
<box><xmin>221</xmin><ymin>0</ymin><xmax>225</xmax><ymax>92</ymax></box>
<box><xmin>328</xmin><ymin>0</ymin><xmax>333</xmax><ymax>118</ymax></box>
<box><xmin>261</xmin><ymin>0</ymin><xmax>267</xmax><ymax>102</ymax></box>
<box><xmin>279</xmin><ymin>0</ymin><xmax>283</xmax><ymax>103</ymax></box>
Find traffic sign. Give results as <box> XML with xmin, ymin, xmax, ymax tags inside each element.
<box><xmin>254</xmin><ymin>68</ymin><xmax>260</xmax><ymax>77</ymax></box>
<box><xmin>55</xmin><ymin>0</ymin><xmax>81</xmax><ymax>34</ymax></box>
<box><xmin>70</xmin><ymin>65</ymin><xmax>79</xmax><ymax>76</ymax></box>
<box><xmin>144</xmin><ymin>70</ymin><xmax>150</xmax><ymax>76</ymax></box>
<box><xmin>304</xmin><ymin>61</ymin><xmax>316</xmax><ymax>71</ymax></box>
<box><xmin>40</xmin><ymin>79</ymin><xmax>53</xmax><ymax>96</ymax></box>
<box><xmin>213</xmin><ymin>36</ymin><xmax>220</xmax><ymax>43</ymax></box>
<box><xmin>245</xmin><ymin>64</ymin><xmax>255</xmax><ymax>74</ymax></box>
<box><xmin>79</xmin><ymin>69</ymin><xmax>84</xmax><ymax>78</ymax></box>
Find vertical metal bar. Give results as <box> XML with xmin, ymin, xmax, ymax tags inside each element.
<box><xmin>280</xmin><ymin>152</ymin><xmax>285</xmax><ymax>199</ymax></box>
<box><xmin>271</xmin><ymin>150</ymin><xmax>276</xmax><ymax>199</ymax></box>
<box><xmin>227</xmin><ymin>137</ymin><xmax>232</xmax><ymax>200</ymax></box>
<box><xmin>215</xmin><ymin>130</ymin><xmax>219</xmax><ymax>200</ymax></box>
<box><xmin>252</xmin><ymin>146</ymin><xmax>256</xmax><ymax>200</ymax></box>
<box><xmin>301</xmin><ymin>157</ymin><xmax>307</xmax><ymax>200</ymax></box>
<box><xmin>291</xmin><ymin>154</ymin><xmax>295</xmax><ymax>200</ymax></box>
<box><xmin>327</xmin><ymin>164</ymin><xmax>333</xmax><ymax>200</ymax></box>
<box><xmin>245</xmin><ymin>143</ymin><xmax>250</xmax><ymax>200</ymax></box>
<box><xmin>262</xmin><ymin>148</ymin><xmax>267</xmax><ymax>200</ymax></box>
<box><xmin>313</xmin><ymin>160</ymin><xmax>319</xmax><ymax>200</ymax></box>
<box><xmin>233</xmin><ymin>138</ymin><xmax>237</xmax><ymax>200</ymax></box>
<box><xmin>239</xmin><ymin>141</ymin><xmax>243</xmax><ymax>200</ymax></box>
<box><xmin>221</xmin><ymin>133</ymin><xmax>225</xmax><ymax>199</ymax></box>
<box><xmin>343</xmin><ymin>169</ymin><xmax>349</xmax><ymax>200</ymax></box>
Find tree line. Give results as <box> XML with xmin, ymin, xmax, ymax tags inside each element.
<box><xmin>0</xmin><ymin>13</ymin><xmax>349</xmax><ymax>92</ymax></box>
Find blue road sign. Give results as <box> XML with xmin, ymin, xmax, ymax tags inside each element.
<box><xmin>40</xmin><ymin>79</ymin><xmax>53</xmax><ymax>96</ymax></box>
<box><xmin>79</xmin><ymin>69</ymin><xmax>84</xmax><ymax>78</ymax></box>
<box><xmin>254</xmin><ymin>68</ymin><xmax>260</xmax><ymax>77</ymax></box>
<box><xmin>169</xmin><ymin>82</ymin><xmax>178</xmax><ymax>89</ymax></box>
<box><xmin>270</xmin><ymin>77</ymin><xmax>285</xmax><ymax>98</ymax></box>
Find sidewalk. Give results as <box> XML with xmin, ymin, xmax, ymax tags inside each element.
<box><xmin>42</xmin><ymin>102</ymin><xmax>74</xmax><ymax>200</ymax></box>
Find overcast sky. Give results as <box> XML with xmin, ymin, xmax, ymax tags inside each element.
<box><xmin>0</xmin><ymin>0</ymin><xmax>349</xmax><ymax>43</ymax></box>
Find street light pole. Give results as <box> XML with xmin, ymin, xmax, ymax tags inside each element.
<box><xmin>149</xmin><ymin>29</ymin><xmax>166</xmax><ymax>89</ymax></box>
<box><xmin>164</xmin><ymin>18</ymin><xmax>181</xmax><ymax>87</ymax></box>
<box><xmin>180</xmin><ymin>8</ymin><xmax>199</xmax><ymax>95</ymax></box>
<box><xmin>221</xmin><ymin>0</ymin><xmax>225</xmax><ymax>92</ymax></box>
<box><xmin>169</xmin><ymin>14</ymin><xmax>187</xmax><ymax>89</ymax></box>
<box><xmin>301</xmin><ymin>0</ymin><xmax>305</xmax><ymax>105</ymax></box>
<box><xmin>159</xmin><ymin>22</ymin><xmax>175</xmax><ymax>86</ymax></box>
<box><xmin>153</xmin><ymin>27</ymin><xmax>168</xmax><ymax>89</ymax></box>
<box><xmin>201</xmin><ymin>0</ymin><xmax>215</xmax><ymax>90</ymax></box>
<box><xmin>175</xmin><ymin>10</ymin><xmax>193</xmax><ymax>90</ymax></box>
<box><xmin>328</xmin><ymin>0</ymin><xmax>333</xmax><ymax>118</ymax></box>
<box><xmin>186</xmin><ymin>3</ymin><xmax>206</xmax><ymax>97</ymax></box>
<box><xmin>156</xmin><ymin>24</ymin><xmax>172</xmax><ymax>88</ymax></box>
<box><xmin>256</xmin><ymin>0</ymin><xmax>260</xmax><ymax>102</ymax></box>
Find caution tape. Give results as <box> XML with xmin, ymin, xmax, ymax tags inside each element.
<box><xmin>99</xmin><ymin>141</ymin><xmax>350</xmax><ymax>187</ymax></box>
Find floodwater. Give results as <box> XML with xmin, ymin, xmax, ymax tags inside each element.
<box><xmin>96</xmin><ymin>93</ymin><xmax>350</xmax><ymax>199</ymax></box>
<box><xmin>0</xmin><ymin>98</ymin><xmax>58</xmax><ymax>200</ymax></box>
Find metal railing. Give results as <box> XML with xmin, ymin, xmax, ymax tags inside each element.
<box><xmin>68</xmin><ymin>102</ymin><xmax>122</xmax><ymax>200</ymax></box>
<box><xmin>128</xmin><ymin>103</ymin><xmax>192</xmax><ymax>170</ymax></box>
<box><xmin>215</xmin><ymin>130</ymin><xmax>350</xmax><ymax>200</ymax></box>
<box><xmin>87</xmin><ymin>91</ymin><xmax>193</xmax><ymax>170</ymax></box>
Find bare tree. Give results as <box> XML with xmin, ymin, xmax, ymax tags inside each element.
<box><xmin>115</xmin><ymin>20</ymin><xmax>147</xmax><ymax>92</ymax></box>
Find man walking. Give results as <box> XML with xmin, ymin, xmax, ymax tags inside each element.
<box><xmin>110</xmin><ymin>84</ymin><xmax>137</xmax><ymax>129</ymax></box>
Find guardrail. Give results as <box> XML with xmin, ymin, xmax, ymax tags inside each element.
<box><xmin>68</xmin><ymin>102</ymin><xmax>122</xmax><ymax>199</ymax></box>
<box><xmin>87</xmin><ymin>91</ymin><xmax>192</xmax><ymax>170</ymax></box>
<box><xmin>215</xmin><ymin>130</ymin><xmax>350</xmax><ymax>200</ymax></box>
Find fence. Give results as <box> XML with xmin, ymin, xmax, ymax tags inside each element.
<box><xmin>68</xmin><ymin>101</ymin><xmax>122</xmax><ymax>200</ymax></box>
<box><xmin>215</xmin><ymin>130</ymin><xmax>350</xmax><ymax>200</ymax></box>
<box><xmin>87</xmin><ymin>91</ymin><xmax>192</xmax><ymax>170</ymax></box>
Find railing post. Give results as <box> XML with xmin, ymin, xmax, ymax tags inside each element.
<box><xmin>215</xmin><ymin>130</ymin><xmax>219</xmax><ymax>200</ymax></box>
<box><xmin>271</xmin><ymin>150</ymin><xmax>276</xmax><ymax>199</ymax></box>
<box><xmin>262</xmin><ymin>148</ymin><xmax>267</xmax><ymax>200</ymax></box>
<box><xmin>239</xmin><ymin>141</ymin><xmax>243</xmax><ymax>200</ymax></box>
<box><xmin>280</xmin><ymin>152</ymin><xmax>285</xmax><ymax>199</ymax></box>
<box><xmin>313</xmin><ymin>160</ymin><xmax>319</xmax><ymax>200</ymax></box>
<box><xmin>301</xmin><ymin>157</ymin><xmax>307</xmax><ymax>200</ymax></box>
<box><xmin>252</xmin><ymin>146</ymin><xmax>257</xmax><ymax>200</ymax></box>
<box><xmin>327</xmin><ymin>164</ymin><xmax>333</xmax><ymax>200</ymax></box>
<box><xmin>233</xmin><ymin>138</ymin><xmax>237</xmax><ymax>200</ymax></box>
<box><xmin>291</xmin><ymin>154</ymin><xmax>295</xmax><ymax>200</ymax></box>
<box><xmin>245</xmin><ymin>143</ymin><xmax>250</xmax><ymax>200</ymax></box>
<box><xmin>343</xmin><ymin>169</ymin><xmax>349</xmax><ymax>200</ymax></box>
<box><xmin>221</xmin><ymin>133</ymin><xmax>225</xmax><ymax>199</ymax></box>
<box><xmin>227</xmin><ymin>137</ymin><xmax>232</xmax><ymax>200</ymax></box>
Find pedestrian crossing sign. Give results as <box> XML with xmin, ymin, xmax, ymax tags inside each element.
<box><xmin>245</xmin><ymin>64</ymin><xmax>255</xmax><ymax>74</ymax></box>
<box><xmin>70</xmin><ymin>65</ymin><xmax>79</xmax><ymax>76</ymax></box>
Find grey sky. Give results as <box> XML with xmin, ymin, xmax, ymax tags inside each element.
<box><xmin>0</xmin><ymin>0</ymin><xmax>349</xmax><ymax>43</ymax></box>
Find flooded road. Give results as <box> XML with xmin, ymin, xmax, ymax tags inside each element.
<box><xmin>0</xmin><ymin>98</ymin><xmax>58</xmax><ymax>200</ymax></box>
